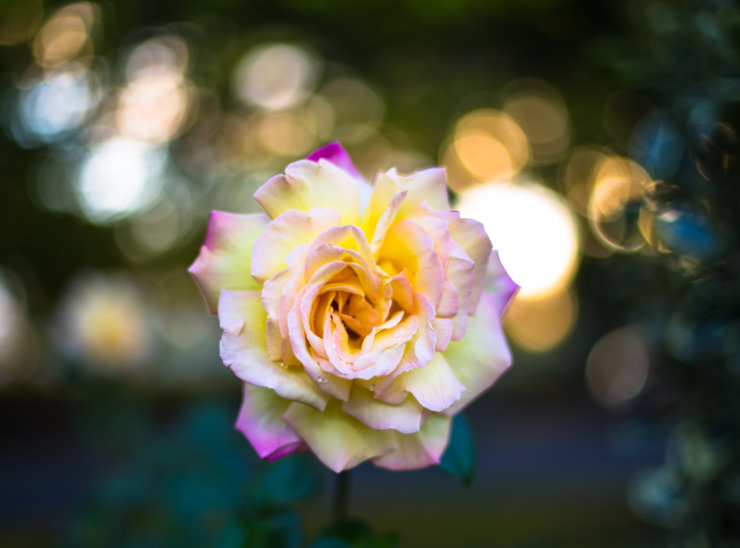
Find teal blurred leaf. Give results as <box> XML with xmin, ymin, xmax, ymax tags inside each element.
<box><xmin>440</xmin><ymin>413</ymin><xmax>476</xmax><ymax>486</ymax></box>
<box><xmin>252</xmin><ymin>454</ymin><xmax>319</xmax><ymax>508</ymax></box>
<box><xmin>213</xmin><ymin>516</ymin><xmax>247</xmax><ymax>548</ymax></box>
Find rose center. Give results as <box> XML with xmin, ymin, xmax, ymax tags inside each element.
<box><xmin>310</xmin><ymin>267</ymin><xmax>401</xmax><ymax>352</ymax></box>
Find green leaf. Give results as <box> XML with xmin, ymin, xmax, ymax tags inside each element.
<box><xmin>252</xmin><ymin>454</ymin><xmax>319</xmax><ymax>508</ymax></box>
<box><xmin>439</xmin><ymin>413</ymin><xmax>476</xmax><ymax>486</ymax></box>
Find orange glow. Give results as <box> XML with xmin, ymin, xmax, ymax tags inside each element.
<box><xmin>455</xmin><ymin>131</ymin><xmax>513</xmax><ymax>181</ymax></box>
<box><xmin>504</xmin><ymin>288</ymin><xmax>578</xmax><ymax>353</ymax></box>
<box><xmin>443</xmin><ymin>109</ymin><xmax>529</xmax><ymax>191</ymax></box>
<box><xmin>33</xmin><ymin>2</ymin><xmax>96</xmax><ymax>68</ymax></box>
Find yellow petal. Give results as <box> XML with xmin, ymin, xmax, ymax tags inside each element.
<box><xmin>372</xmin><ymin>412</ymin><xmax>451</xmax><ymax>470</ymax></box>
<box><xmin>188</xmin><ymin>212</ymin><xmax>268</xmax><ymax>314</ymax></box>
<box><xmin>219</xmin><ymin>290</ymin><xmax>329</xmax><ymax>411</ymax></box>
<box><xmin>283</xmin><ymin>398</ymin><xmax>395</xmax><ymax>472</ymax></box>
<box><xmin>342</xmin><ymin>384</ymin><xmax>426</xmax><ymax>434</ymax></box>
<box><xmin>251</xmin><ymin>208</ymin><xmax>341</xmax><ymax>284</ymax></box>
<box><xmin>254</xmin><ymin>159</ymin><xmax>365</xmax><ymax>225</ymax></box>
<box><xmin>442</xmin><ymin>292</ymin><xmax>512</xmax><ymax>415</ymax></box>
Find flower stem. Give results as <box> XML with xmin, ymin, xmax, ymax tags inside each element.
<box><xmin>333</xmin><ymin>470</ymin><xmax>350</xmax><ymax>521</ymax></box>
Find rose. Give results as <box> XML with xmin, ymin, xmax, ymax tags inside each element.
<box><xmin>189</xmin><ymin>143</ymin><xmax>517</xmax><ymax>472</ymax></box>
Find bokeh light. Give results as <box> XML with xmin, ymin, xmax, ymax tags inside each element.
<box><xmin>588</xmin><ymin>154</ymin><xmax>652</xmax><ymax>252</ymax></box>
<box><xmin>75</xmin><ymin>138</ymin><xmax>167</xmax><ymax>224</ymax></box>
<box><xmin>55</xmin><ymin>273</ymin><xmax>153</xmax><ymax>372</ymax></box>
<box><xmin>232</xmin><ymin>43</ymin><xmax>321</xmax><ymax>111</ymax></box>
<box><xmin>442</xmin><ymin>109</ymin><xmax>530</xmax><ymax>191</ymax></box>
<box><xmin>503</xmin><ymin>288</ymin><xmax>578</xmax><ymax>353</ymax></box>
<box><xmin>586</xmin><ymin>326</ymin><xmax>650</xmax><ymax>406</ymax></box>
<box><xmin>456</xmin><ymin>181</ymin><xmax>581</xmax><ymax>299</ymax></box>
<box><xmin>116</xmin><ymin>35</ymin><xmax>195</xmax><ymax>145</ymax></box>
<box><xmin>16</xmin><ymin>63</ymin><xmax>100</xmax><ymax>142</ymax></box>
<box><xmin>503</xmin><ymin>85</ymin><xmax>570</xmax><ymax>164</ymax></box>
<box><xmin>32</xmin><ymin>2</ymin><xmax>97</xmax><ymax>69</ymax></box>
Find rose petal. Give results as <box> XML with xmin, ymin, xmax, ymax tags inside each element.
<box><xmin>394</xmin><ymin>167</ymin><xmax>450</xmax><ymax>221</ymax></box>
<box><xmin>431</xmin><ymin>317</ymin><xmax>453</xmax><ymax>352</ymax></box>
<box><xmin>306</xmin><ymin>142</ymin><xmax>364</xmax><ymax>181</ymax></box>
<box><xmin>219</xmin><ymin>290</ymin><xmax>329</xmax><ymax>411</ymax></box>
<box><xmin>403</xmin><ymin>202</ymin><xmax>462</xmax><ymax>317</ymax></box>
<box><xmin>377</xmin><ymin>352</ymin><xmax>465</xmax><ymax>412</ymax></box>
<box><xmin>447</xmin><ymin>213</ymin><xmax>492</xmax><ymax>314</ymax></box>
<box><xmin>362</xmin><ymin>172</ymin><xmax>408</xmax><ymax>255</ymax></box>
<box><xmin>283</xmin><ymin>399</ymin><xmax>395</xmax><ymax>472</ymax></box>
<box><xmin>437</xmin><ymin>280</ymin><xmax>459</xmax><ymax>318</ymax></box>
<box><xmin>402</xmin><ymin>292</ymin><xmax>437</xmax><ymax>370</ymax></box>
<box><xmin>304</xmin><ymin>225</ymin><xmax>375</xmax><ymax>280</ymax></box>
<box><xmin>254</xmin><ymin>159</ymin><xmax>365</xmax><ymax>225</ymax></box>
<box><xmin>374</xmin><ymin>292</ymin><xmax>437</xmax><ymax>395</ymax></box>
<box><xmin>251</xmin><ymin>208</ymin><xmax>341</xmax><ymax>284</ymax></box>
<box><xmin>351</xmin><ymin>338</ymin><xmax>407</xmax><ymax>380</ymax></box>
<box><xmin>286</xmin><ymin>279</ymin><xmax>353</xmax><ymax>400</ymax></box>
<box><xmin>404</xmin><ymin>202</ymin><xmax>451</xmax><ymax>267</ymax></box>
<box><xmin>446</xmin><ymin>240</ymin><xmax>476</xmax><ymax>340</ymax></box>
<box><xmin>442</xmin><ymin>292</ymin><xmax>512</xmax><ymax>415</ymax></box>
<box><xmin>341</xmin><ymin>384</ymin><xmax>426</xmax><ymax>434</ymax></box>
<box><xmin>296</xmin><ymin>261</ymin><xmax>352</xmax><ymax>364</ymax></box>
<box><xmin>303</xmin><ymin>245</ymin><xmax>378</xmax><ymax>302</ymax></box>
<box><xmin>372</xmin><ymin>412</ymin><xmax>451</xmax><ymax>471</ymax></box>
<box><xmin>306</xmin><ymin>352</ymin><xmax>354</xmax><ymax>400</ymax></box>
<box><xmin>188</xmin><ymin>212</ymin><xmax>268</xmax><ymax>314</ymax></box>
<box><xmin>487</xmin><ymin>250</ymin><xmax>519</xmax><ymax>314</ymax></box>
<box><xmin>236</xmin><ymin>383</ymin><xmax>306</xmax><ymax>461</ymax></box>
<box><xmin>389</xmin><ymin>275</ymin><xmax>414</xmax><ymax>312</ymax></box>
<box><xmin>379</xmin><ymin>220</ymin><xmax>444</xmax><ymax>310</ymax></box>
<box><xmin>265</xmin><ymin>317</ymin><xmax>283</xmax><ymax>362</ymax></box>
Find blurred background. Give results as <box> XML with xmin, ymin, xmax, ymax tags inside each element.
<box><xmin>2</xmin><ymin>0</ymin><xmax>740</xmax><ymax>546</ymax></box>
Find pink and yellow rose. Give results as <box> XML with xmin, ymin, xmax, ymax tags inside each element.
<box><xmin>189</xmin><ymin>143</ymin><xmax>516</xmax><ymax>472</ymax></box>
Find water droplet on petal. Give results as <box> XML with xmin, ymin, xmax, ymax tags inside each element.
<box><xmin>317</xmin><ymin>375</ymin><xmax>327</xmax><ymax>383</ymax></box>
<box><xmin>369</xmin><ymin>383</ymin><xmax>376</xmax><ymax>391</ymax></box>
